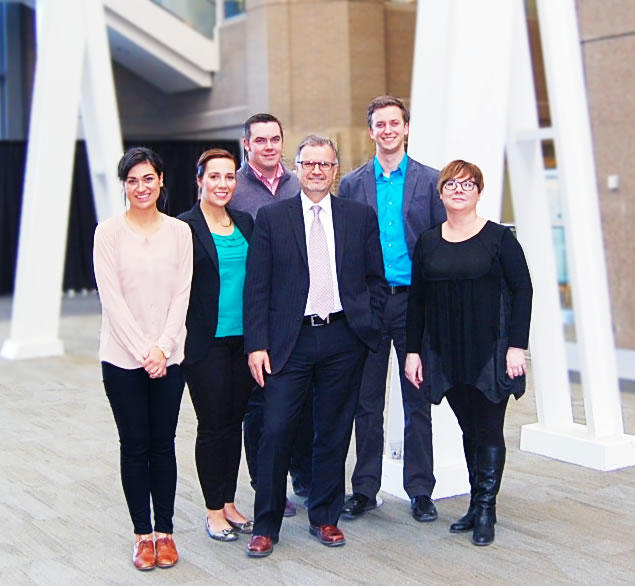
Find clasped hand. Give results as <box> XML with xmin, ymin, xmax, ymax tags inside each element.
<box><xmin>142</xmin><ymin>346</ymin><xmax>167</xmax><ymax>378</ymax></box>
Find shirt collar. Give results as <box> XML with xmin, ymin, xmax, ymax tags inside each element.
<box><xmin>248</xmin><ymin>161</ymin><xmax>284</xmax><ymax>183</ymax></box>
<box><xmin>374</xmin><ymin>154</ymin><xmax>408</xmax><ymax>179</ymax></box>
<box><xmin>300</xmin><ymin>191</ymin><xmax>332</xmax><ymax>217</ymax></box>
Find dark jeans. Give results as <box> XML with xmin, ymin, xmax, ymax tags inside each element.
<box><xmin>183</xmin><ymin>336</ymin><xmax>253</xmax><ymax>510</ymax></box>
<box><xmin>253</xmin><ymin>319</ymin><xmax>367</xmax><ymax>539</ymax></box>
<box><xmin>352</xmin><ymin>291</ymin><xmax>435</xmax><ymax>499</ymax></box>
<box><xmin>102</xmin><ymin>361</ymin><xmax>185</xmax><ymax>535</ymax></box>
<box><xmin>445</xmin><ymin>384</ymin><xmax>509</xmax><ymax>447</ymax></box>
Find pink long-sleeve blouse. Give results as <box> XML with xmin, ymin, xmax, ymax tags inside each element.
<box><xmin>93</xmin><ymin>213</ymin><xmax>193</xmax><ymax>369</ymax></box>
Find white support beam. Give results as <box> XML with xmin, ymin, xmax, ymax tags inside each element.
<box><xmin>519</xmin><ymin>0</ymin><xmax>635</xmax><ymax>470</ymax></box>
<box><xmin>1</xmin><ymin>0</ymin><xmax>123</xmax><ymax>360</ymax></box>
<box><xmin>505</xmin><ymin>1</ymin><xmax>572</xmax><ymax>429</ymax></box>
<box><xmin>1</xmin><ymin>0</ymin><xmax>85</xmax><ymax>359</ymax></box>
<box><xmin>80</xmin><ymin>0</ymin><xmax>124</xmax><ymax>222</ymax></box>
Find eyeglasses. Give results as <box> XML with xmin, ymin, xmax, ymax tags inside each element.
<box><xmin>443</xmin><ymin>179</ymin><xmax>477</xmax><ymax>192</ymax></box>
<box><xmin>296</xmin><ymin>160</ymin><xmax>338</xmax><ymax>171</ymax></box>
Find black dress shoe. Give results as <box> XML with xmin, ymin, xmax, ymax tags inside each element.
<box><xmin>341</xmin><ymin>493</ymin><xmax>377</xmax><ymax>519</ymax></box>
<box><xmin>411</xmin><ymin>495</ymin><xmax>438</xmax><ymax>522</ymax></box>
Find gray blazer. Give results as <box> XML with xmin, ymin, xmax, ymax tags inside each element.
<box><xmin>338</xmin><ymin>156</ymin><xmax>446</xmax><ymax>256</ymax></box>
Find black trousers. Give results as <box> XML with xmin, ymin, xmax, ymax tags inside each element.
<box><xmin>253</xmin><ymin>319</ymin><xmax>367</xmax><ymax>539</ymax></box>
<box><xmin>243</xmin><ymin>383</ymin><xmax>313</xmax><ymax>492</ymax></box>
<box><xmin>352</xmin><ymin>291</ymin><xmax>435</xmax><ymax>499</ymax></box>
<box><xmin>183</xmin><ymin>336</ymin><xmax>253</xmax><ymax>510</ymax></box>
<box><xmin>445</xmin><ymin>384</ymin><xmax>509</xmax><ymax>447</ymax></box>
<box><xmin>102</xmin><ymin>362</ymin><xmax>184</xmax><ymax>535</ymax></box>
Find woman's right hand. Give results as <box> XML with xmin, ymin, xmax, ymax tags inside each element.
<box><xmin>404</xmin><ymin>353</ymin><xmax>423</xmax><ymax>389</ymax></box>
<box><xmin>142</xmin><ymin>346</ymin><xmax>167</xmax><ymax>378</ymax></box>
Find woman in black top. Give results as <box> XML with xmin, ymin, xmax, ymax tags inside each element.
<box><xmin>405</xmin><ymin>160</ymin><xmax>532</xmax><ymax>546</ymax></box>
<box><xmin>179</xmin><ymin>149</ymin><xmax>255</xmax><ymax>542</ymax></box>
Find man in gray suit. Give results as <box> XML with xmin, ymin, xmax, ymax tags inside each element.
<box><xmin>338</xmin><ymin>96</ymin><xmax>446</xmax><ymax>522</ymax></box>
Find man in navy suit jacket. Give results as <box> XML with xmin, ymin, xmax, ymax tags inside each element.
<box><xmin>339</xmin><ymin>96</ymin><xmax>446</xmax><ymax>523</ymax></box>
<box><xmin>243</xmin><ymin>135</ymin><xmax>387</xmax><ymax>557</ymax></box>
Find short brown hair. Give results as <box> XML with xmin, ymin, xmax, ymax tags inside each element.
<box><xmin>367</xmin><ymin>95</ymin><xmax>410</xmax><ymax>128</ymax></box>
<box><xmin>438</xmin><ymin>160</ymin><xmax>484</xmax><ymax>193</ymax></box>
<box><xmin>196</xmin><ymin>148</ymin><xmax>238</xmax><ymax>179</ymax></box>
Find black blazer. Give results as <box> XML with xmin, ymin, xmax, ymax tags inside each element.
<box><xmin>178</xmin><ymin>202</ymin><xmax>254</xmax><ymax>365</ymax></box>
<box><xmin>244</xmin><ymin>193</ymin><xmax>388</xmax><ymax>374</ymax></box>
<box><xmin>338</xmin><ymin>156</ymin><xmax>446</xmax><ymax>256</ymax></box>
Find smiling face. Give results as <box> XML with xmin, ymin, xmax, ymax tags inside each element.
<box><xmin>440</xmin><ymin>172</ymin><xmax>481</xmax><ymax>213</ymax></box>
<box><xmin>369</xmin><ymin>105</ymin><xmax>409</xmax><ymax>156</ymax></box>
<box><xmin>296</xmin><ymin>143</ymin><xmax>339</xmax><ymax>202</ymax></box>
<box><xmin>124</xmin><ymin>161</ymin><xmax>163</xmax><ymax>211</ymax></box>
<box><xmin>244</xmin><ymin>121</ymin><xmax>283</xmax><ymax>174</ymax></box>
<box><xmin>198</xmin><ymin>157</ymin><xmax>237</xmax><ymax>209</ymax></box>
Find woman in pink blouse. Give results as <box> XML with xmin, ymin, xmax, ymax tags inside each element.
<box><xmin>93</xmin><ymin>147</ymin><xmax>192</xmax><ymax>571</ymax></box>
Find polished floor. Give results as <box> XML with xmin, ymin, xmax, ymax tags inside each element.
<box><xmin>1</xmin><ymin>294</ymin><xmax>634</xmax><ymax>585</ymax></box>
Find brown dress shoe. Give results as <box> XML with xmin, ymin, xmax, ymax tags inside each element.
<box><xmin>246</xmin><ymin>535</ymin><xmax>275</xmax><ymax>558</ymax></box>
<box><xmin>309</xmin><ymin>524</ymin><xmax>346</xmax><ymax>547</ymax></box>
<box><xmin>132</xmin><ymin>539</ymin><xmax>155</xmax><ymax>571</ymax></box>
<box><xmin>155</xmin><ymin>536</ymin><xmax>179</xmax><ymax>568</ymax></box>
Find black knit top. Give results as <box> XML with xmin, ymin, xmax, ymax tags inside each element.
<box><xmin>406</xmin><ymin>221</ymin><xmax>533</xmax><ymax>404</ymax></box>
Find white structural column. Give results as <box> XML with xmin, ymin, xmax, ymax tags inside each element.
<box><xmin>382</xmin><ymin>0</ymin><xmax>525</xmax><ymax>500</ymax></box>
<box><xmin>520</xmin><ymin>0</ymin><xmax>635</xmax><ymax>470</ymax></box>
<box><xmin>505</xmin><ymin>3</ymin><xmax>572</xmax><ymax>430</ymax></box>
<box><xmin>1</xmin><ymin>0</ymin><xmax>123</xmax><ymax>360</ymax></box>
<box><xmin>80</xmin><ymin>0</ymin><xmax>125</xmax><ymax>222</ymax></box>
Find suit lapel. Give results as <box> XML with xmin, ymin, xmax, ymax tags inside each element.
<box><xmin>363</xmin><ymin>160</ymin><xmax>378</xmax><ymax>212</ymax></box>
<box><xmin>402</xmin><ymin>155</ymin><xmax>417</xmax><ymax>220</ymax></box>
<box><xmin>191</xmin><ymin>202</ymin><xmax>219</xmax><ymax>271</ymax></box>
<box><xmin>331</xmin><ymin>196</ymin><xmax>345</xmax><ymax>279</ymax></box>
<box><xmin>288</xmin><ymin>194</ymin><xmax>308</xmax><ymax>268</ymax></box>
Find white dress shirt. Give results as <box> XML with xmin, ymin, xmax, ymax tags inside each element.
<box><xmin>300</xmin><ymin>191</ymin><xmax>343</xmax><ymax>316</ymax></box>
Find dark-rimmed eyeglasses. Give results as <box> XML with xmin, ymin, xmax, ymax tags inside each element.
<box><xmin>296</xmin><ymin>160</ymin><xmax>338</xmax><ymax>171</ymax></box>
<box><xmin>443</xmin><ymin>179</ymin><xmax>477</xmax><ymax>192</ymax></box>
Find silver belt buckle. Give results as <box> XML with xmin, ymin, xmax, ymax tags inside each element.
<box><xmin>311</xmin><ymin>314</ymin><xmax>329</xmax><ymax>326</ymax></box>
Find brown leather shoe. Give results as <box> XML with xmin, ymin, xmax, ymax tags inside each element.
<box><xmin>309</xmin><ymin>524</ymin><xmax>346</xmax><ymax>547</ymax></box>
<box><xmin>155</xmin><ymin>536</ymin><xmax>179</xmax><ymax>568</ymax></box>
<box><xmin>132</xmin><ymin>539</ymin><xmax>155</xmax><ymax>571</ymax></box>
<box><xmin>246</xmin><ymin>534</ymin><xmax>275</xmax><ymax>558</ymax></box>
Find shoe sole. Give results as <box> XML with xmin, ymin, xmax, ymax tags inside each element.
<box><xmin>412</xmin><ymin>513</ymin><xmax>438</xmax><ymax>523</ymax></box>
<box><xmin>156</xmin><ymin>561</ymin><xmax>178</xmax><ymax>569</ymax></box>
<box><xmin>449</xmin><ymin>526</ymin><xmax>472</xmax><ymax>533</ymax></box>
<box><xmin>247</xmin><ymin>548</ymin><xmax>273</xmax><ymax>557</ymax></box>
<box><xmin>341</xmin><ymin>500</ymin><xmax>379</xmax><ymax>520</ymax></box>
<box><xmin>309</xmin><ymin>527</ymin><xmax>346</xmax><ymax>547</ymax></box>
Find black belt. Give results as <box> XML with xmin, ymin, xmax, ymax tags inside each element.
<box><xmin>303</xmin><ymin>311</ymin><xmax>345</xmax><ymax>327</ymax></box>
<box><xmin>388</xmin><ymin>285</ymin><xmax>409</xmax><ymax>295</ymax></box>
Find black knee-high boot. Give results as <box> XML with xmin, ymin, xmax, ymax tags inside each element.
<box><xmin>472</xmin><ymin>445</ymin><xmax>505</xmax><ymax>546</ymax></box>
<box><xmin>449</xmin><ymin>436</ymin><xmax>478</xmax><ymax>533</ymax></box>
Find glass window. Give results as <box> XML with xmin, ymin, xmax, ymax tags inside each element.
<box><xmin>224</xmin><ymin>1</ymin><xmax>245</xmax><ymax>18</ymax></box>
<box><xmin>151</xmin><ymin>0</ymin><xmax>216</xmax><ymax>39</ymax></box>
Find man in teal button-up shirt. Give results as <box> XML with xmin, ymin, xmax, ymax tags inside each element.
<box><xmin>339</xmin><ymin>96</ymin><xmax>446</xmax><ymax>524</ymax></box>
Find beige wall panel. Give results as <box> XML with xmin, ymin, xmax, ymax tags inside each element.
<box><xmin>577</xmin><ymin>0</ymin><xmax>635</xmax><ymax>38</ymax></box>
<box><xmin>246</xmin><ymin>3</ymin><xmax>271</xmax><ymax>113</ymax></box>
<box><xmin>582</xmin><ymin>36</ymin><xmax>635</xmax><ymax>348</ymax></box>
<box><xmin>286</xmin><ymin>2</ymin><xmax>353</xmax><ymax>131</ymax></box>
<box><xmin>384</xmin><ymin>3</ymin><xmax>415</xmax><ymax>102</ymax></box>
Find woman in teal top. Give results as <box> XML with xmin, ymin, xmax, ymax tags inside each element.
<box><xmin>179</xmin><ymin>149</ymin><xmax>254</xmax><ymax>542</ymax></box>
